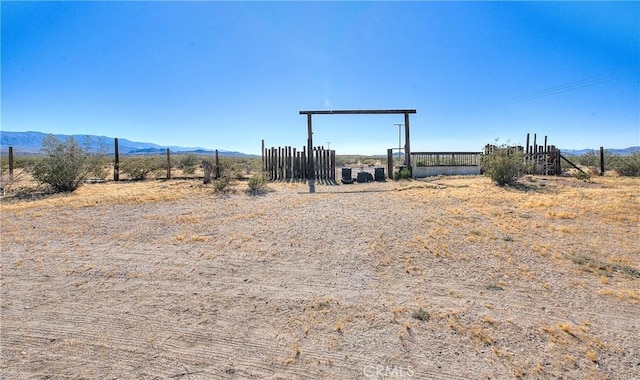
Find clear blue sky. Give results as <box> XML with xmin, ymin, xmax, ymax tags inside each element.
<box><xmin>2</xmin><ymin>1</ymin><xmax>638</xmax><ymax>155</ymax></box>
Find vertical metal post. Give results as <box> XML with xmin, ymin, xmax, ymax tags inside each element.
<box><xmin>307</xmin><ymin>114</ymin><xmax>315</xmax><ymax>193</ymax></box>
<box><xmin>393</xmin><ymin>123</ymin><xmax>403</xmax><ymax>168</ymax></box>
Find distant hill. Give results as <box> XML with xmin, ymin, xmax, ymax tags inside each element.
<box><xmin>0</xmin><ymin>131</ymin><xmax>256</xmax><ymax>157</ymax></box>
<box><xmin>562</xmin><ymin>146</ymin><xmax>639</xmax><ymax>156</ymax></box>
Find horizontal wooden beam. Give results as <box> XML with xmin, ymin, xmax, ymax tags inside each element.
<box><xmin>300</xmin><ymin>109</ymin><xmax>416</xmax><ymax>115</ymax></box>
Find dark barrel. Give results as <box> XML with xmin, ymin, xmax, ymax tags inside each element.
<box><xmin>341</xmin><ymin>167</ymin><xmax>353</xmax><ymax>184</ymax></box>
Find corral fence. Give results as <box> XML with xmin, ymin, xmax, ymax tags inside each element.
<box><xmin>483</xmin><ymin>144</ymin><xmax>562</xmax><ymax>176</ymax></box>
<box><xmin>411</xmin><ymin>152</ymin><xmax>482</xmax><ymax>177</ymax></box>
<box><xmin>483</xmin><ymin>133</ymin><xmax>567</xmax><ymax>176</ymax></box>
<box><xmin>409</xmin><ymin>133</ymin><xmax>585</xmax><ymax>178</ymax></box>
<box><xmin>262</xmin><ymin>141</ymin><xmax>336</xmax><ymax>183</ymax></box>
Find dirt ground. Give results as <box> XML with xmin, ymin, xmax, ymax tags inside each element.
<box><xmin>1</xmin><ymin>175</ymin><xmax>639</xmax><ymax>379</ymax></box>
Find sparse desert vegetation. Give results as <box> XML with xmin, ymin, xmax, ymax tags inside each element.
<box><xmin>1</xmin><ymin>173</ymin><xmax>639</xmax><ymax>379</ymax></box>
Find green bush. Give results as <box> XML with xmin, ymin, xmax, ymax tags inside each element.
<box><xmin>482</xmin><ymin>146</ymin><xmax>524</xmax><ymax>186</ymax></box>
<box><xmin>394</xmin><ymin>168</ymin><xmax>411</xmax><ymax>180</ymax></box>
<box><xmin>31</xmin><ymin>135</ymin><xmax>91</xmax><ymax>192</ymax></box>
<box><xmin>120</xmin><ymin>156</ymin><xmax>162</xmax><ymax>180</ymax></box>
<box><xmin>574</xmin><ymin>150</ymin><xmax>599</xmax><ymax>167</ymax></box>
<box><xmin>213</xmin><ymin>176</ymin><xmax>231</xmax><ymax>193</ymax></box>
<box><xmin>85</xmin><ymin>155</ymin><xmax>110</xmax><ymax>180</ymax></box>
<box><xmin>178</xmin><ymin>153</ymin><xmax>199</xmax><ymax>174</ymax></box>
<box><xmin>609</xmin><ymin>153</ymin><xmax>640</xmax><ymax>177</ymax></box>
<box><xmin>247</xmin><ymin>173</ymin><xmax>267</xmax><ymax>195</ymax></box>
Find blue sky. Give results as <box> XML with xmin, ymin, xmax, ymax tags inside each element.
<box><xmin>2</xmin><ymin>1</ymin><xmax>638</xmax><ymax>155</ymax></box>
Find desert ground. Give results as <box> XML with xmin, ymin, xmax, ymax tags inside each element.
<box><xmin>1</xmin><ymin>175</ymin><xmax>639</xmax><ymax>379</ymax></box>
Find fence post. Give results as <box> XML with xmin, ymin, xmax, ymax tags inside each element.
<box><xmin>113</xmin><ymin>138</ymin><xmax>120</xmax><ymax>181</ymax></box>
<box><xmin>261</xmin><ymin>139</ymin><xmax>265</xmax><ymax>173</ymax></box>
<box><xmin>599</xmin><ymin>146</ymin><xmax>605</xmax><ymax>176</ymax></box>
<box><xmin>203</xmin><ymin>160</ymin><xmax>212</xmax><ymax>184</ymax></box>
<box><xmin>387</xmin><ymin>149</ymin><xmax>393</xmax><ymax>179</ymax></box>
<box><xmin>330</xmin><ymin>150</ymin><xmax>336</xmax><ymax>181</ymax></box>
<box><xmin>8</xmin><ymin>146</ymin><xmax>14</xmax><ymax>182</ymax></box>
<box><xmin>287</xmin><ymin>146</ymin><xmax>292</xmax><ymax>180</ymax></box>
<box><xmin>215</xmin><ymin>149</ymin><xmax>220</xmax><ymax>179</ymax></box>
<box><xmin>302</xmin><ymin>145</ymin><xmax>307</xmax><ymax>180</ymax></box>
<box><xmin>166</xmin><ymin>148</ymin><xmax>171</xmax><ymax>179</ymax></box>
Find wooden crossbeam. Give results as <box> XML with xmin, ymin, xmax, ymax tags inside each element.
<box><xmin>300</xmin><ymin>109</ymin><xmax>416</xmax><ymax>115</ymax></box>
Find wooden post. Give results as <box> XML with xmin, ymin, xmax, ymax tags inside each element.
<box><xmin>261</xmin><ymin>139</ymin><xmax>265</xmax><ymax>173</ymax></box>
<box><xmin>215</xmin><ymin>149</ymin><xmax>220</xmax><ymax>179</ymax></box>
<box><xmin>265</xmin><ymin>147</ymin><xmax>270</xmax><ymax>180</ymax></box>
<box><xmin>387</xmin><ymin>148</ymin><xmax>393</xmax><ymax>179</ymax></box>
<box><xmin>532</xmin><ymin>134</ymin><xmax>537</xmax><ymax>174</ymax></box>
<box><xmin>203</xmin><ymin>160</ymin><xmax>212</xmax><ymax>184</ymax></box>
<box><xmin>302</xmin><ymin>145</ymin><xmax>307</xmax><ymax>180</ymax></box>
<box><xmin>599</xmin><ymin>146</ymin><xmax>605</xmax><ymax>176</ymax></box>
<box><xmin>287</xmin><ymin>146</ymin><xmax>292</xmax><ymax>180</ymax></box>
<box><xmin>8</xmin><ymin>146</ymin><xmax>14</xmax><ymax>182</ymax></box>
<box><xmin>113</xmin><ymin>138</ymin><xmax>120</xmax><ymax>181</ymax></box>
<box><xmin>273</xmin><ymin>147</ymin><xmax>277</xmax><ymax>180</ymax></box>
<box><xmin>404</xmin><ymin>112</ymin><xmax>411</xmax><ymax>175</ymax></box>
<box><xmin>277</xmin><ymin>147</ymin><xmax>282</xmax><ymax>180</ymax></box>
<box><xmin>307</xmin><ymin>113</ymin><xmax>315</xmax><ymax>193</ymax></box>
<box><xmin>320</xmin><ymin>147</ymin><xmax>326</xmax><ymax>182</ymax></box>
<box><xmin>166</xmin><ymin>148</ymin><xmax>171</xmax><ymax>179</ymax></box>
<box><xmin>292</xmin><ymin>148</ymin><xmax>297</xmax><ymax>179</ymax></box>
<box><xmin>330</xmin><ymin>150</ymin><xmax>336</xmax><ymax>181</ymax></box>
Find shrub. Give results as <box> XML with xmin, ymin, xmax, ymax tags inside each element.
<box><xmin>572</xmin><ymin>170</ymin><xmax>591</xmax><ymax>181</ymax></box>
<box><xmin>31</xmin><ymin>135</ymin><xmax>91</xmax><ymax>192</ymax></box>
<box><xmin>120</xmin><ymin>156</ymin><xmax>162</xmax><ymax>180</ymax></box>
<box><xmin>213</xmin><ymin>176</ymin><xmax>231</xmax><ymax>193</ymax></box>
<box><xmin>85</xmin><ymin>155</ymin><xmax>110</xmax><ymax>180</ymax></box>
<box><xmin>247</xmin><ymin>173</ymin><xmax>267</xmax><ymax>195</ymax></box>
<box><xmin>394</xmin><ymin>168</ymin><xmax>411</xmax><ymax>180</ymax></box>
<box><xmin>609</xmin><ymin>153</ymin><xmax>640</xmax><ymax>177</ymax></box>
<box><xmin>179</xmin><ymin>153</ymin><xmax>199</xmax><ymax>175</ymax></box>
<box><xmin>574</xmin><ymin>150</ymin><xmax>599</xmax><ymax>167</ymax></box>
<box><xmin>482</xmin><ymin>146</ymin><xmax>524</xmax><ymax>186</ymax></box>
<box><xmin>411</xmin><ymin>308</ymin><xmax>430</xmax><ymax>321</ymax></box>
<box><xmin>81</xmin><ymin>135</ymin><xmax>110</xmax><ymax>180</ymax></box>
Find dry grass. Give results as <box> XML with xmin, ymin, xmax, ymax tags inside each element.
<box><xmin>1</xmin><ymin>175</ymin><xmax>638</xmax><ymax>379</ymax></box>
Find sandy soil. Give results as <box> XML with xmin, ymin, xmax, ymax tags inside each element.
<box><xmin>1</xmin><ymin>176</ymin><xmax>639</xmax><ymax>379</ymax></box>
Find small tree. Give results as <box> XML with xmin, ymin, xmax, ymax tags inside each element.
<box><xmin>120</xmin><ymin>156</ymin><xmax>162</xmax><ymax>180</ymax></box>
<box><xmin>82</xmin><ymin>135</ymin><xmax>110</xmax><ymax>180</ymax></box>
<box><xmin>31</xmin><ymin>135</ymin><xmax>91</xmax><ymax>192</ymax></box>
<box><xmin>179</xmin><ymin>153</ymin><xmax>199</xmax><ymax>175</ymax></box>
<box><xmin>483</xmin><ymin>145</ymin><xmax>524</xmax><ymax>186</ymax></box>
<box><xmin>610</xmin><ymin>153</ymin><xmax>640</xmax><ymax>177</ymax></box>
<box><xmin>247</xmin><ymin>172</ymin><xmax>267</xmax><ymax>195</ymax></box>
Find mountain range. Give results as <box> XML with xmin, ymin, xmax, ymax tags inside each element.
<box><xmin>0</xmin><ymin>131</ymin><xmax>637</xmax><ymax>157</ymax></box>
<box><xmin>562</xmin><ymin>147</ymin><xmax>639</xmax><ymax>156</ymax></box>
<box><xmin>0</xmin><ymin>131</ymin><xmax>255</xmax><ymax>157</ymax></box>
